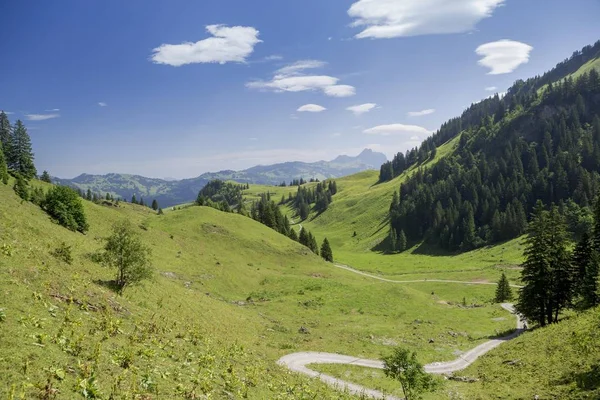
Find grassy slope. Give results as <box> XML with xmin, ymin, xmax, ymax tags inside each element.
<box><xmin>311</xmin><ymin>306</ymin><xmax>600</xmax><ymax>399</ymax></box>
<box><xmin>252</xmin><ymin>135</ymin><xmax>525</xmax><ymax>284</ymax></box>
<box><xmin>0</xmin><ymin>179</ymin><xmax>518</xmax><ymax>399</ymax></box>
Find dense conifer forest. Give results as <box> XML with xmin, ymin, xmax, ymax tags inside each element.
<box><xmin>385</xmin><ymin>41</ymin><xmax>600</xmax><ymax>252</ymax></box>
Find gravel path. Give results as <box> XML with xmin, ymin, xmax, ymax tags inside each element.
<box><xmin>335</xmin><ymin>263</ymin><xmax>523</xmax><ymax>288</ymax></box>
<box><xmin>278</xmin><ymin>264</ymin><xmax>526</xmax><ymax>399</ymax></box>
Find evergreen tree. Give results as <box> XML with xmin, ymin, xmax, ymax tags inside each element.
<box><xmin>10</xmin><ymin>120</ymin><xmax>36</xmax><ymax>179</ymax></box>
<box><xmin>13</xmin><ymin>174</ymin><xmax>29</xmax><ymax>200</ymax></box>
<box><xmin>389</xmin><ymin>227</ymin><xmax>397</xmax><ymax>253</ymax></box>
<box><xmin>0</xmin><ymin>143</ymin><xmax>8</xmax><ymax>185</ymax></box>
<box><xmin>158</xmin><ymin>207</ymin><xmax>163</xmax><ymax>215</ymax></box>
<box><xmin>151</xmin><ymin>199</ymin><xmax>159</xmax><ymax>211</ymax></box>
<box><xmin>320</xmin><ymin>238</ymin><xmax>333</xmax><ymax>262</ymax></box>
<box><xmin>288</xmin><ymin>227</ymin><xmax>298</xmax><ymax>241</ymax></box>
<box><xmin>40</xmin><ymin>170</ymin><xmax>52</xmax><ymax>183</ymax></box>
<box><xmin>495</xmin><ymin>272</ymin><xmax>513</xmax><ymax>302</ymax></box>
<box><xmin>518</xmin><ymin>201</ymin><xmax>552</xmax><ymax>326</ymax></box>
<box><xmin>398</xmin><ymin>230</ymin><xmax>407</xmax><ymax>252</ymax></box>
<box><xmin>131</xmin><ymin>194</ymin><xmax>137</xmax><ymax>204</ymax></box>
<box><xmin>86</xmin><ymin>189</ymin><xmax>93</xmax><ymax>201</ymax></box>
<box><xmin>299</xmin><ymin>227</ymin><xmax>309</xmax><ymax>247</ymax></box>
<box><xmin>518</xmin><ymin>202</ymin><xmax>573</xmax><ymax>326</ymax></box>
<box><xmin>574</xmin><ymin>233</ymin><xmax>599</xmax><ymax>309</ymax></box>
<box><xmin>0</xmin><ymin>112</ymin><xmax>12</xmax><ymax>169</ymax></box>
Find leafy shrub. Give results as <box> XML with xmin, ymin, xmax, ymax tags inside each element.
<box><xmin>1</xmin><ymin>243</ymin><xmax>13</xmax><ymax>256</ymax></box>
<box><xmin>13</xmin><ymin>174</ymin><xmax>29</xmax><ymax>200</ymax></box>
<box><xmin>50</xmin><ymin>242</ymin><xmax>73</xmax><ymax>264</ymax></box>
<box><xmin>43</xmin><ymin>185</ymin><xmax>89</xmax><ymax>233</ymax></box>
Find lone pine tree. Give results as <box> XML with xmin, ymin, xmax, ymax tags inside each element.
<box><xmin>320</xmin><ymin>238</ymin><xmax>333</xmax><ymax>262</ymax></box>
<box><xmin>495</xmin><ymin>272</ymin><xmax>513</xmax><ymax>303</ymax></box>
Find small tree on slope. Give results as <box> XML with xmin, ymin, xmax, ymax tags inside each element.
<box><xmin>98</xmin><ymin>220</ymin><xmax>152</xmax><ymax>295</ymax></box>
<box><xmin>320</xmin><ymin>238</ymin><xmax>333</xmax><ymax>262</ymax></box>
<box><xmin>495</xmin><ymin>272</ymin><xmax>513</xmax><ymax>303</ymax></box>
<box><xmin>382</xmin><ymin>347</ymin><xmax>436</xmax><ymax>400</ymax></box>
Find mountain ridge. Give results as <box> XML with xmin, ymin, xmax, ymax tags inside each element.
<box><xmin>55</xmin><ymin>149</ymin><xmax>387</xmax><ymax>207</ymax></box>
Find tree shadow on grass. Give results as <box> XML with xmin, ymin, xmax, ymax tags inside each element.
<box><xmin>94</xmin><ymin>279</ymin><xmax>121</xmax><ymax>294</ymax></box>
<box><xmin>555</xmin><ymin>364</ymin><xmax>600</xmax><ymax>391</ymax></box>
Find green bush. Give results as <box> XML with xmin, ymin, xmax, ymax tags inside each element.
<box><xmin>13</xmin><ymin>174</ymin><xmax>29</xmax><ymax>200</ymax></box>
<box><xmin>51</xmin><ymin>242</ymin><xmax>73</xmax><ymax>264</ymax></box>
<box><xmin>43</xmin><ymin>186</ymin><xmax>89</xmax><ymax>233</ymax></box>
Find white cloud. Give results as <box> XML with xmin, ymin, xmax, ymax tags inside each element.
<box><xmin>45</xmin><ymin>108</ymin><xmax>60</xmax><ymax>112</ymax></box>
<box><xmin>407</xmin><ymin>109</ymin><xmax>435</xmax><ymax>117</ymax></box>
<box><xmin>324</xmin><ymin>85</ymin><xmax>356</xmax><ymax>97</ymax></box>
<box><xmin>297</xmin><ymin>104</ymin><xmax>327</xmax><ymax>113</ymax></box>
<box><xmin>347</xmin><ymin>103</ymin><xmax>377</xmax><ymax>115</ymax></box>
<box><xmin>98</xmin><ymin>102</ymin><xmax>107</xmax><ymax>107</ymax></box>
<box><xmin>275</xmin><ymin>59</ymin><xmax>327</xmax><ymax>75</ymax></box>
<box><xmin>25</xmin><ymin>113</ymin><xmax>60</xmax><ymax>121</ymax></box>
<box><xmin>264</xmin><ymin>55</ymin><xmax>283</xmax><ymax>61</ymax></box>
<box><xmin>151</xmin><ymin>25</ymin><xmax>261</xmax><ymax>67</ymax></box>
<box><xmin>364</xmin><ymin>123</ymin><xmax>431</xmax><ymax>136</ymax></box>
<box><xmin>485</xmin><ymin>86</ymin><xmax>497</xmax><ymax>91</ymax></box>
<box><xmin>247</xmin><ymin>59</ymin><xmax>356</xmax><ymax>97</ymax></box>
<box><xmin>476</xmin><ymin>40</ymin><xmax>533</xmax><ymax>74</ymax></box>
<box><xmin>1</xmin><ymin>110</ymin><xmax>14</xmax><ymax>115</ymax></box>
<box><xmin>348</xmin><ymin>0</ymin><xmax>504</xmax><ymax>39</ymax></box>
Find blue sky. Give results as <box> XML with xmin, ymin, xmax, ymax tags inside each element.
<box><xmin>1</xmin><ymin>0</ymin><xmax>599</xmax><ymax>179</ymax></box>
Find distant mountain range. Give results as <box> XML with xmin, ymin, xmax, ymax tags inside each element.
<box><xmin>55</xmin><ymin>149</ymin><xmax>387</xmax><ymax>207</ymax></box>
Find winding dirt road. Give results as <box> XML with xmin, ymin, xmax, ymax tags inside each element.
<box><xmin>278</xmin><ymin>264</ymin><xmax>526</xmax><ymax>399</ymax></box>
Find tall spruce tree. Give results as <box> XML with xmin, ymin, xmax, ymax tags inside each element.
<box><xmin>320</xmin><ymin>238</ymin><xmax>333</xmax><ymax>262</ymax></box>
<box><xmin>572</xmin><ymin>232</ymin><xmax>594</xmax><ymax>302</ymax></box>
<box><xmin>151</xmin><ymin>199</ymin><xmax>159</xmax><ymax>211</ymax></box>
<box><xmin>398</xmin><ymin>230</ymin><xmax>407</xmax><ymax>252</ymax></box>
<box><xmin>518</xmin><ymin>201</ymin><xmax>552</xmax><ymax>326</ymax></box>
<box><xmin>10</xmin><ymin>120</ymin><xmax>36</xmax><ymax>179</ymax></box>
<box><xmin>0</xmin><ymin>143</ymin><xmax>8</xmax><ymax>185</ymax></box>
<box><xmin>495</xmin><ymin>272</ymin><xmax>513</xmax><ymax>302</ymax></box>
<box><xmin>547</xmin><ymin>206</ymin><xmax>574</xmax><ymax>323</ymax></box>
<box><xmin>389</xmin><ymin>227</ymin><xmax>397</xmax><ymax>253</ymax></box>
<box><xmin>0</xmin><ymin>112</ymin><xmax>12</xmax><ymax>169</ymax></box>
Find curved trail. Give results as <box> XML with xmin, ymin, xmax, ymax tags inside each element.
<box><xmin>335</xmin><ymin>263</ymin><xmax>523</xmax><ymax>288</ymax></box>
<box><xmin>278</xmin><ymin>264</ymin><xmax>526</xmax><ymax>399</ymax></box>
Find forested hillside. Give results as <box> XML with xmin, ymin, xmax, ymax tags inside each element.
<box><xmin>386</xmin><ymin>41</ymin><xmax>600</xmax><ymax>251</ymax></box>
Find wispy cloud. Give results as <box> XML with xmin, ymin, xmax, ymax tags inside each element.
<box><xmin>1</xmin><ymin>110</ymin><xmax>14</xmax><ymax>115</ymax></box>
<box><xmin>151</xmin><ymin>25</ymin><xmax>262</xmax><ymax>67</ymax></box>
<box><xmin>25</xmin><ymin>113</ymin><xmax>60</xmax><ymax>121</ymax></box>
<box><xmin>45</xmin><ymin>108</ymin><xmax>60</xmax><ymax>112</ymax></box>
<box><xmin>347</xmin><ymin>103</ymin><xmax>378</xmax><ymax>116</ymax></box>
<box><xmin>297</xmin><ymin>104</ymin><xmax>327</xmax><ymax>113</ymax></box>
<box><xmin>476</xmin><ymin>40</ymin><xmax>533</xmax><ymax>74</ymax></box>
<box><xmin>407</xmin><ymin>109</ymin><xmax>435</xmax><ymax>117</ymax></box>
<box><xmin>348</xmin><ymin>0</ymin><xmax>504</xmax><ymax>39</ymax></box>
<box><xmin>98</xmin><ymin>102</ymin><xmax>107</xmax><ymax>107</ymax></box>
<box><xmin>364</xmin><ymin>123</ymin><xmax>431</xmax><ymax>136</ymax></box>
<box><xmin>246</xmin><ymin>59</ymin><xmax>356</xmax><ymax>97</ymax></box>
<box><xmin>485</xmin><ymin>86</ymin><xmax>497</xmax><ymax>91</ymax></box>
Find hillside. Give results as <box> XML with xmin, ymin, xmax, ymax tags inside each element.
<box><xmin>54</xmin><ymin>149</ymin><xmax>387</xmax><ymax>208</ymax></box>
<box><xmin>1</xmin><ymin>178</ymin><xmax>525</xmax><ymax>399</ymax></box>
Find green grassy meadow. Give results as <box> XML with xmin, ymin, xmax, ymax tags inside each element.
<box><xmin>0</xmin><ymin>177</ymin><xmax>520</xmax><ymax>399</ymax></box>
